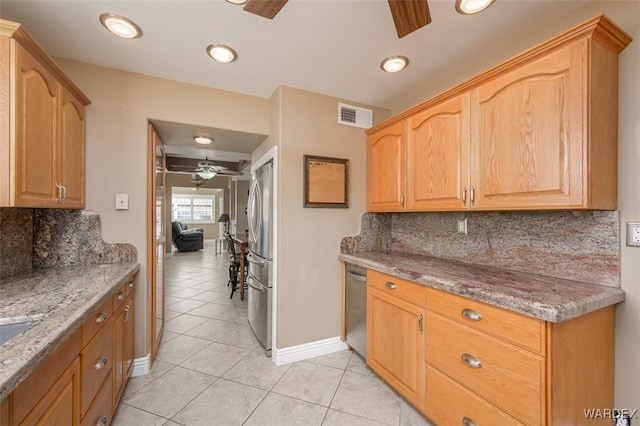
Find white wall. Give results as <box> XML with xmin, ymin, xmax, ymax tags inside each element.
<box><xmin>390</xmin><ymin>1</ymin><xmax>640</xmax><ymax>408</ymax></box>
<box><xmin>264</xmin><ymin>86</ymin><xmax>390</xmax><ymax>348</ymax></box>
<box><xmin>56</xmin><ymin>59</ymin><xmax>269</xmax><ymax>357</ymax></box>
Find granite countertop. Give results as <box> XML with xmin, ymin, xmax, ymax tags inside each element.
<box><xmin>0</xmin><ymin>262</ymin><xmax>140</xmax><ymax>400</ymax></box>
<box><xmin>339</xmin><ymin>251</ymin><xmax>624</xmax><ymax>323</ymax></box>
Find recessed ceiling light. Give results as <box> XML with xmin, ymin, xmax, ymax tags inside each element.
<box><xmin>455</xmin><ymin>0</ymin><xmax>496</xmax><ymax>15</ymax></box>
<box><xmin>226</xmin><ymin>0</ymin><xmax>248</xmax><ymax>4</ymax></box>
<box><xmin>193</xmin><ymin>136</ymin><xmax>214</xmax><ymax>145</ymax></box>
<box><xmin>99</xmin><ymin>13</ymin><xmax>142</xmax><ymax>39</ymax></box>
<box><xmin>380</xmin><ymin>56</ymin><xmax>409</xmax><ymax>73</ymax></box>
<box><xmin>207</xmin><ymin>44</ymin><xmax>238</xmax><ymax>64</ymax></box>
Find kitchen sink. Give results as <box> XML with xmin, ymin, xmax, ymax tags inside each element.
<box><xmin>0</xmin><ymin>316</ymin><xmax>42</xmax><ymax>346</ymax></box>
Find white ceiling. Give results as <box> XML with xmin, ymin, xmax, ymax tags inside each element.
<box><xmin>1</xmin><ymin>0</ymin><xmax>597</xmax><ymax>158</ymax></box>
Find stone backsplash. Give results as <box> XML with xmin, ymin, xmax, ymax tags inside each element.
<box><xmin>0</xmin><ymin>208</ymin><xmax>136</xmax><ymax>280</ymax></box>
<box><xmin>342</xmin><ymin>210</ymin><xmax>620</xmax><ymax>287</ymax></box>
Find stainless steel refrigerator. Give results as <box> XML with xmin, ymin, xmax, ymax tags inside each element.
<box><xmin>247</xmin><ymin>160</ymin><xmax>273</xmax><ymax>356</ymax></box>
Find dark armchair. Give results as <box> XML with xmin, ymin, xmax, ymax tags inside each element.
<box><xmin>171</xmin><ymin>221</ymin><xmax>204</xmax><ymax>252</ymax></box>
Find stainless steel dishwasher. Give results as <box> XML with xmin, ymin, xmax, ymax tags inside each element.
<box><xmin>345</xmin><ymin>264</ymin><xmax>367</xmax><ymax>358</ymax></box>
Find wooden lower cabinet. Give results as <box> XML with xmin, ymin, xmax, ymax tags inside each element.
<box><xmin>2</xmin><ymin>273</ymin><xmax>137</xmax><ymax>425</ymax></box>
<box><xmin>366</xmin><ymin>271</ymin><xmax>425</xmax><ymax>410</ymax></box>
<box><xmin>359</xmin><ymin>269</ymin><xmax>616</xmax><ymax>426</ymax></box>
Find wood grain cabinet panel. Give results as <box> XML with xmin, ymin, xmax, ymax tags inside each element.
<box><xmin>407</xmin><ymin>93</ymin><xmax>470</xmax><ymax>211</ymax></box>
<box><xmin>80</xmin><ymin>321</ymin><xmax>113</xmax><ymax>417</ymax></box>
<box><xmin>367</xmin><ymin>122</ymin><xmax>406</xmax><ymax>212</ymax></box>
<box><xmin>366</xmin><ymin>276</ymin><xmax>425</xmax><ymax>410</ymax></box>
<box><xmin>58</xmin><ymin>84</ymin><xmax>86</xmax><ymax>208</ymax></box>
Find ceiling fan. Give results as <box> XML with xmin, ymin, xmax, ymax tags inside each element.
<box><xmin>168</xmin><ymin>157</ymin><xmax>244</xmax><ymax>179</ymax></box>
<box><xmin>241</xmin><ymin>0</ymin><xmax>431</xmax><ymax>38</ymax></box>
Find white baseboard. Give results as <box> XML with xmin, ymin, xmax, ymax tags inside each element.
<box><xmin>272</xmin><ymin>336</ymin><xmax>348</xmax><ymax>366</ymax></box>
<box><xmin>131</xmin><ymin>353</ymin><xmax>151</xmax><ymax>377</ymax></box>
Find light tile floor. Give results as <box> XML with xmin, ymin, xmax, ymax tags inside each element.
<box><xmin>113</xmin><ymin>241</ymin><xmax>432</xmax><ymax>426</ymax></box>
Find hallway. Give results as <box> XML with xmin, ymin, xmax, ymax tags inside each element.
<box><xmin>113</xmin><ymin>242</ymin><xmax>431</xmax><ymax>425</ymax></box>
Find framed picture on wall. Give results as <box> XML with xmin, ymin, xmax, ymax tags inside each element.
<box><xmin>303</xmin><ymin>155</ymin><xmax>349</xmax><ymax>208</ymax></box>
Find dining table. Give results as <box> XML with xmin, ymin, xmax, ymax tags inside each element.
<box><xmin>231</xmin><ymin>233</ymin><xmax>249</xmax><ymax>300</ymax></box>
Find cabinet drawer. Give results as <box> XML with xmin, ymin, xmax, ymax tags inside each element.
<box><xmin>426</xmin><ymin>365</ymin><xmax>524</xmax><ymax>426</ymax></box>
<box><xmin>82</xmin><ymin>298</ymin><xmax>113</xmax><ymax>347</ymax></box>
<box><xmin>113</xmin><ymin>283</ymin><xmax>128</xmax><ymax>309</ymax></box>
<box><xmin>81</xmin><ymin>320</ymin><xmax>113</xmax><ymax>417</ymax></box>
<box><xmin>80</xmin><ymin>370</ymin><xmax>112</xmax><ymax>426</ymax></box>
<box><xmin>368</xmin><ymin>270</ymin><xmax>426</xmax><ymax>307</ymax></box>
<box><xmin>426</xmin><ymin>288</ymin><xmax>544</xmax><ymax>354</ymax></box>
<box><xmin>426</xmin><ymin>312</ymin><xmax>544</xmax><ymax>425</ymax></box>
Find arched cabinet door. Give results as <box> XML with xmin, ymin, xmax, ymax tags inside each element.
<box><xmin>407</xmin><ymin>93</ymin><xmax>470</xmax><ymax>211</ymax></box>
<box><xmin>473</xmin><ymin>41</ymin><xmax>585</xmax><ymax>210</ymax></box>
<box><xmin>58</xmin><ymin>85</ymin><xmax>86</xmax><ymax>208</ymax></box>
<box><xmin>367</xmin><ymin>121</ymin><xmax>406</xmax><ymax>212</ymax></box>
<box><xmin>15</xmin><ymin>44</ymin><xmax>59</xmax><ymax>207</ymax></box>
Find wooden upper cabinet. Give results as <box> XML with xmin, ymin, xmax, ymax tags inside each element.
<box><xmin>367</xmin><ymin>122</ymin><xmax>406</xmax><ymax>212</ymax></box>
<box><xmin>407</xmin><ymin>93</ymin><xmax>470</xmax><ymax>211</ymax></box>
<box><xmin>366</xmin><ymin>14</ymin><xmax>631</xmax><ymax>213</ymax></box>
<box><xmin>0</xmin><ymin>19</ymin><xmax>90</xmax><ymax>208</ymax></box>
<box><xmin>15</xmin><ymin>44</ymin><xmax>59</xmax><ymax>208</ymax></box>
<box><xmin>472</xmin><ymin>41</ymin><xmax>586</xmax><ymax>209</ymax></box>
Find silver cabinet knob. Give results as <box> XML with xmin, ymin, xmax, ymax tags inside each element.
<box><xmin>95</xmin><ymin>312</ymin><xmax>108</xmax><ymax>324</ymax></box>
<box><xmin>117</xmin><ymin>292</ymin><xmax>126</xmax><ymax>301</ymax></box>
<box><xmin>462</xmin><ymin>416</ymin><xmax>478</xmax><ymax>426</ymax></box>
<box><xmin>96</xmin><ymin>416</ymin><xmax>108</xmax><ymax>426</ymax></box>
<box><xmin>385</xmin><ymin>282</ymin><xmax>397</xmax><ymax>289</ymax></box>
<box><xmin>461</xmin><ymin>308</ymin><xmax>482</xmax><ymax>321</ymax></box>
<box><xmin>461</xmin><ymin>353</ymin><xmax>482</xmax><ymax>368</ymax></box>
<box><xmin>94</xmin><ymin>356</ymin><xmax>108</xmax><ymax>370</ymax></box>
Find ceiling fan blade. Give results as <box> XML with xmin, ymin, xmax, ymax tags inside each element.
<box><xmin>388</xmin><ymin>0</ymin><xmax>431</xmax><ymax>38</ymax></box>
<box><xmin>243</xmin><ymin>0</ymin><xmax>288</xmax><ymax>19</ymax></box>
<box><xmin>217</xmin><ymin>170</ymin><xmax>243</xmax><ymax>176</ymax></box>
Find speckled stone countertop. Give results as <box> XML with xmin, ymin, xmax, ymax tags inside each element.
<box><xmin>339</xmin><ymin>251</ymin><xmax>624</xmax><ymax>323</ymax></box>
<box><xmin>0</xmin><ymin>262</ymin><xmax>140</xmax><ymax>400</ymax></box>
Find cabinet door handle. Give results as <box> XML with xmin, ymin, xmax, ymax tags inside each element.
<box><xmin>95</xmin><ymin>312</ymin><xmax>109</xmax><ymax>324</ymax></box>
<box><xmin>462</xmin><ymin>416</ymin><xmax>478</xmax><ymax>426</ymax></box>
<box><xmin>94</xmin><ymin>356</ymin><xmax>108</xmax><ymax>370</ymax></box>
<box><xmin>461</xmin><ymin>353</ymin><xmax>482</xmax><ymax>368</ymax></box>
<box><xmin>61</xmin><ymin>185</ymin><xmax>67</xmax><ymax>203</ymax></box>
<box><xmin>55</xmin><ymin>183</ymin><xmax>62</xmax><ymax>203</ymax></box>
<box><xmin>117</xmin><ymin>292</ymin><xmax>126</xmax><ymax>301</ymax></box>
<box><xmin>385</xmin><ymin>282</ymin><xmax>397</xmax><ymax>290</ymax></box>
<box><xmin>96</xmin><ymin>415</ymin><xmax>108</xmax><ymax>426</ymax></box>
<box><xmin>470</xmin><ymin>185</ymin><xmax>476</xmax><ymax>206</ymax></box>
<box><xmin>418</xmin><ymin>312</ymin><xmax>424</xmax><ymax>333</ymax></box>
<box><xmin>462</xmin><ymin>186</ymin><xmax>468</xmax><ymax>206</ymax></box>
<box><xmin>401</xmin><ymin>194</ymin><xmax>405</xmax><ymax>208</ymax></box>
<box><xmin>461</xmin><ymin>308</ymin><xmax>482</xmax><ymax>321</ymax></box>
<box><xmin>124</xmin><ymin>305</ymin><xmax>130</xmax><ymax>322</ymax></box>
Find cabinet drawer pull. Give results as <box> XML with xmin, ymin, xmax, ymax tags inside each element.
<box><xmin>95</xmin><ymin>312</ymin><xmax>108</xmax><ymax>324</ymax></box>
<box><xmin>462</xmin><ymin>416</ymin><xmax>478</xmax><ymax>426</ymax></box>
<box><xmin>94</xmin><ymin>356</ymin><xmax>108</xmax><ymax>370</ymax></box>
<box><xmin>385</xmin><ymin>282</ymin><xmax>397</xmax><ymax>290</ymax></box>
<box><xmin>470</xmin><ymin>185</ymin><xmax>476</xmax><ymax>206</ymax></box>
<box><xmin>128</xmin><ymin>281</ymin><xmax>135</xmax><ymax>289</ymax></box>
<box><xmin>418</xmin><ymin>313</ymin><xmax>423</xmax><ymax>333</ymax></box>
<box><xmin>461</xmin><ymin>353</ymin><xmax>482</xmax><ymax>368</ymax></box>
<box><xmin>124</xmin><ymin>305</ymin><xmax>130</xmax><ymax>322</ymax></box>
<box><xmin>462</xmin><ymin>186</ymin><xmax>468</xmax><ymax>206</ymax></box>
<box><xmin>96</xmin><ymin>416</ymin><xmax>108</xmax><ymax>426</ymax></box>
<box><xmin>461</xmin><ymin>308</ymin><xmax>482</xmax><ymax>321</ymax></box>
<box><xmin>117</xmin><ymin>292</ymin><xmax>127</xmax><ymax>301</ymax></box>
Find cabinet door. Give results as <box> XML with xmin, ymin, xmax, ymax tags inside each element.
<box><xmin>112</xmin><ymin>304</ymin><xmax>125</xmax><ymax>404</ymax></box>
<box><xmin>407</xmin><ymin>94</ymin><xmax>470</xmax><ymax>211</ymax></box>
<box><xmin>367</xmin><ymin>122</ymin><xmax>406</xmax><ymax>212</ymax></box>
<box><xmin>473</xmin><ymin>41</ymin><xmax>586</xmax><ymax>209</ymax></box>
<box><xmin>14</xmin><ymin>44</ymin><xmax>59</xmax><ymax>207</ymax></box>
<box><xmin>366</xmin><ymin>286</ymin><xmax>425</xmax><ymax>409</ymax></box>
<box><xmin>58</xmin><ymin>85</ymin><xmax>85</xmax><ymax>208</ymax></box>
<box><xmin>19</xmin><ymin>358</ymin><xmax>80</xmax><ymax>426</ymax></box>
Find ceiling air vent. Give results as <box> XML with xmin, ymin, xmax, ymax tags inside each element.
<box><xmin>338</xmin><ymin>103</ymin><xmax>373</xmax><ymax>129</ymax></box>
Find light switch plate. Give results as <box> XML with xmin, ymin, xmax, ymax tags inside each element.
<box><xmin>115</xmin><ymin>193</ymin><xmax>129</xmax><ymax>210</ymax></box>
<box><xmin>627</xmin><ymin>222</ymin><xmax>640</xmax><ymax>247</ymax></box>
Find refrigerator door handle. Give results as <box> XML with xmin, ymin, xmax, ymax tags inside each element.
<box><xmin>247</xmin><ymin>253</ymin><xmax>266</xmax><ymax>266</ymax></box>
<box><xmin>247</xmin><ymin>276</ymin><xmax>265</xmax><ymax>293</ymax></box>
<box><xmin>248</xmin><ymin>178</ymin><xmax>262</xmax><ymax>245</ymax></box>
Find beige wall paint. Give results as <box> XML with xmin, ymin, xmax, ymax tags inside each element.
<box><xmin>390</xmin><ymin>2</ymin><xmax>640</xmax><ymax>408</ymax></box>
<box><xmin>272</xmin><ymin>86</ymin><xmax>389</xmax><ymax>348</ymax></box>
<box><xmin>56</xmin><ymin>59</ymin><xmax>269</xmax><ymax>358</ymax></box>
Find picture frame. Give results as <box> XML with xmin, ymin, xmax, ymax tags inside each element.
<box><xmin>303</xmin><ymin>155</ymin><xmax>349</xmax><ymax>208</ymax></box>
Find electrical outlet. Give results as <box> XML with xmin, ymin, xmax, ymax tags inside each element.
<box><xmin>457</xmin><ymin>219</ymin><xmax>468</xmax><ymax>234</ymax></box>
<box><xmin>627</xmin><ymin>222</ymin><xmax>640</xmax><ymax>247</ymax></box>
